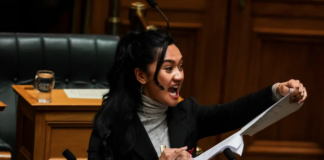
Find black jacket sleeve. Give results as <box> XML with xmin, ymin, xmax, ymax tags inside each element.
<box><xmin>88</xmin><ymin>131</ymin><xmax>103</xmax><ymax>160</ymax></box>
<box><xmin>194</xmin><ymin>85</ymin><xmax>276</xmax><ymax>139</ymax></box>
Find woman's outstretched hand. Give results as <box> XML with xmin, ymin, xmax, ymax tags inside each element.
<box><xmin>159</xmin><ymin>146</ymin><xmax>193</xmax><ymax>160</ymax></box>
<box><xmin>275</xmin><ymin>79</ymin><xmax>307</xmax><ymax>104</ymax></box>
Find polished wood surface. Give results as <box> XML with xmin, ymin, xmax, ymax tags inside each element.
<box><xmin>13</xmin><ymin>85</ymin><xmax>101</xmax><ymax>160</ymax></box>
<box><xmin>0</xmin><ymin>101</ymin><xmax>6</xmax><ymax>111</ymax></box>
<box><xmin>0</xmin><ymin>151</ymin><xmax>11</xmax><ymax>160</ymax></box>
<box><xmin>12</xmin><ymin>85</ymin><xmax>102</xmax><ymax>109</ymax></box>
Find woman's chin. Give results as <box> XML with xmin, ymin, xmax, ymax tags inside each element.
<box><xmin>167</xmin><ymin>99</ymin><xmax>179</xmax><ymax>107</ymax></box>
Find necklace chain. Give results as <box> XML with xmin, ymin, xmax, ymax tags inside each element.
<box><xmin>142</xmin><ymin>108</ymin><xmax>167</xmax><ymax>153</ymax></box>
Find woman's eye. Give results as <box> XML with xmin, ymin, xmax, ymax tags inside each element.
<box><xmin>165</xmin><ymin>67</ymin><xmax>172</xmax><ymax>71</ymax></box>
<box><xmin>179</xmin><ymin>64</ymin><xmax>184</xmax><ymax>70</ymax></box>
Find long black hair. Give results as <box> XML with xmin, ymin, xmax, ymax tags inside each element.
<box><xmin>93</xmin><ymin>29</ymin><xmax>175</xmax><ymax>160</ymax></box>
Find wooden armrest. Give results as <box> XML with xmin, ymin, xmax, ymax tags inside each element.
<box><xmin>0</xmin><ymin>101</ymin><xmax>6</xmax><ymax>111</ymax></box>
<box><xmin>0</xmin><ymin>151</ymin><xmax>11</xmax><ymax>160</ymax></box>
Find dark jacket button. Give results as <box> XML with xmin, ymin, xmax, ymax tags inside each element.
<box><xmin>92</xmin><ymin>79</ymin><xmax>96</xmax><ymax>84</ymax></box>
<box><xmin>65</xmin><ymin>78</ymin><xmax>69</xmax><ymax>83</ymax></box>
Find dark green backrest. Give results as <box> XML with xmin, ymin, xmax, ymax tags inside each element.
<box><xmin>0</xmin><ymin>33</ymin><xmax>119</xmax><ymax>154</ymax></box>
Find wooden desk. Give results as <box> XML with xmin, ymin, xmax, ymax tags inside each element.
<box><xmin>0</xmin><ymin>101</ymin><xmax>6</xmax><ymax>111</ymax></box>
<box><xmin>13</xmin><ymin>85</ymin><xmax>185</xmax><ymax>160</ymax></box>
<box><xmin>13</xmin><ymin>85</ymin><xmax>102</xmax><ymax>160</ymax></box>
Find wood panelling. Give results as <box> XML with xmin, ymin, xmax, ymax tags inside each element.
<box><xmin>221</xmin><ymin>0</ymin><xmax>324</xmax><ymax>159</ymax></box>
<box><xmin>246</xmin><ymin>140</ymin><xmax>324</xmax><ymax>155</ymax></box>
<box><xmin>120</xmin><ymin>8</ymin><xmax>205</xmax><ymax>22</ymax></box>
<box><xmin>33</xmin><ymin>114</ymin><xmax>46</xmax><ymax>160</ymax></box>
<box><xmin>47</xmin><ymin>126</ymin><xmax>92</xmax><ymax>159</ymax></box>
<box><xmin>121</xmin><ymin>0</ymin><xmax>206</xmax><ymax>11</ymax></box>
<box><xmin>253</xmin><ymin>17</ymin><xmax>324</xmax><ymax>30</ymax></box>
<box><xmin>90</xmin><ymin>0</ymin><xmax>110</xmax><ymax>34</ymax></box>
<box><xmin>252</xmin><ymin>2</ymin><xmax>324</xmax><ymax>18</ymax></box>
<box><xmin>16</xmin><ymin>98</ymin><xmax>35</xmax><ymax>160</ymax></box>
<box><xmin>245</xmin><ymin>140</ymin><xmax>324</xmax><ymax>160</ymax></box>
<box><xmin>253</xmin><ymin>28</ymin><xmax>324</xmax><ymax>36</ymax></box>
<box><xmin>248</xmin><ymin>37</ymin><xmax>324</xmax><ymax>141</ymax></box>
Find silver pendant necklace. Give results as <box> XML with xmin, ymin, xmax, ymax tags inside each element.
<box><xmin>160</xmin><ymin>145</ymin><xmax>166</xmax><ymax>153</ymax></box>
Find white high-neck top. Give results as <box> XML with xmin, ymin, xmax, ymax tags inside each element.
<box><xmin>137</xmin><ymin>95</ymin><xmax>171</xmax><ymax>157</ymax></box>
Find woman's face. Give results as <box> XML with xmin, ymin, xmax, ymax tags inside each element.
<box><xmin>143</xmin><ymin>44</ymin><xmax>184</xmax><ymax>107</ymax></box>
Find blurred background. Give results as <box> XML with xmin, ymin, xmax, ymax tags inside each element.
<box><xmin>0</xmin><ymin>0</ymin><xmax>324</xmax><ymax>160</ymax></box>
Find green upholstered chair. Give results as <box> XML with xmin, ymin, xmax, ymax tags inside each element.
<box><xmin>0</xmin><ymin>33</ymin><xmax>119</xmax><ymax>158</ymax></box>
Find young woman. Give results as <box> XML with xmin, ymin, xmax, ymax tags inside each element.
<box><xmin>87</xmin><ymin>30</ymin><xmax>307</xmax><ymax>160</ymax></box>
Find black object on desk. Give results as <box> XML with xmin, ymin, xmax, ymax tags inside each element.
<box><xmin>223</xmin><ymin>148</ymin><xmax>236</xmax><ymax>160</ymax></box>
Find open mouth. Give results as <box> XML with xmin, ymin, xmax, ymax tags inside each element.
<box><xmin>168</xmin><ymin>85</ymin><xmax>179</xmax><ymax>97</ymax></box>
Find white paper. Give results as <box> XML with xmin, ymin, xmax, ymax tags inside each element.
<box><xmin>194</xmin><ymin>89</ymin><xmax>303</xmax><ymax>160</ymax></box>
<box><xmin>64</xmin><ymin>89</ymin><xmax>109</xmax><ymax>99</ymax></box>
<box><xmin>194</xmin><ymin>132</ymin><xmax>244</xmax><ymax>160</ymax></box>
<box><xmin>241</xmin><ymin>89</ymin><xmax>302</xmax><ymax>136</ymax></box>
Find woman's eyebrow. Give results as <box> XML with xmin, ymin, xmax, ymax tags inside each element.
<box><xmin>163</xmin><ymin>60</ymin><xmax>175</xmax><ymax>64</ymax></box>
<box><xmin>163</xmin><ymin>57</ymin><xmax>183</xmax><ymax>64</ymax></box>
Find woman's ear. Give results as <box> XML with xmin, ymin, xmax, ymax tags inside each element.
<box><xmin>134</xmin><ymin>68</ymin><xmax>147</xmax><ymax>85</ymax></box>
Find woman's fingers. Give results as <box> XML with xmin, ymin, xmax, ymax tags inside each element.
<box><xmin>171</xmin><ymin>147</ymin><xmax>188</xmax><ymax>158</ymax></box>
<box><xmin>279</xmin><ymin>82</ymin><xmax>291</xmax><ymax>96</ymax></box>
<box><xmin>160</xmin><ymin>147</ymin><xmax>189</xmax><ymax>160</ymax></box>
<box><xmin>279</xmin><ymin>79</ymin><xmax>307</xmax><ymax>104</ymax></box>
<box><xmin>175</xmin><ymin>151</ymin><xmax>193</xmax><ymax>160</ymax></box>
<box><xmin>296</xmin><ymin>83</ymin><xmax>305</xmax><ymax>104</ymax></box>
<box><xmin>290</xmin><ymin>87</ymin><xmax>301</xmax><ymax>103</ymax></box>
<box><xmin>298</xmin><ymin>87</ymin><xmax>307</xmax><ymax>104</ymax></box>
<box><xmin>164</xmin><ymin>146</ymin><xmax>187</xmax><ymax>153</ymax></box>
<box><xmin>290</xmin><ymin>80</ymin><xmax>305</xmax><ymax>104</ymax></box>
<box><xmin>299</xmin><ymin>83</ymin><xmax>304</xmax><ymax>97</ymax></box>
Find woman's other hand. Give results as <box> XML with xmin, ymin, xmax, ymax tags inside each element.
<box><xmin>275</xmin><ymin>79</ymin><xmax>307</xmax><ymax>104</ymax></box>
<box><xmin>159</xmin><ymin>146</ymin><xmax>192</xmax><ymax>160</ymax></box>
<box><xmin>175</xmin><ymin>150</ymin><xmax>192</xmax><ymax>160</ymax></box>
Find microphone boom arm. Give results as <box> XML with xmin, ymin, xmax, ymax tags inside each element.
<box><xmin>154</xmin><ymin>5</ymin><xmax>169</xmax><ymax>30</ymax></box>
<box><xmin>146</xmin><ymin>0</ymin><xmax>169</xmax><ymax>30</ymax></box>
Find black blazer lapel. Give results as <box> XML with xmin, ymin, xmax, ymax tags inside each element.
<box><xmin>167</xmin><ymin>106</ymin><xmax>189</xmax><ymax>148</ymax></box>
<box><xmin>133</xmin><ymin>114</ymin><xmax>158</xmax><ymax>160</ymax></box>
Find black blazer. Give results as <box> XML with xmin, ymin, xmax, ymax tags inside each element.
<box><xmin>88</xmin><ymin>85</ymin><xmax>275</xmax><ymax>160</ymax></box>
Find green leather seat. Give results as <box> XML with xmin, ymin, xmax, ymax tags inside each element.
<box><xmin>0</xmin><ymin>33</ymin><xmax>119</xmax><ymax>157</ymax></box>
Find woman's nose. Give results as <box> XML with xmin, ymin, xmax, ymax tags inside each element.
<box><xmin>173</xmin><ymin>71</ymin><xmax>184</xmax><ymax>81</ymax></box>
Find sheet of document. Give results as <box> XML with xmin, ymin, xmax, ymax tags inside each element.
<box><xmin>64</xmin><ymin>89</ymin><xmax>109</xmax><ymax>99</ymax></box>
<box><xmin>194</xmin><ymin>89</ymin><xmax>303</xmax><ymax>160</ymax></box>
<box><xmin>241</xmin><ymin>90</ymin><xmax>302</xmax><ymax>136</ymax></box>
<box><xmin>194</xmin><ymin>132</ymin><xmax>244</xmax><ymax>160</ymax></box>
